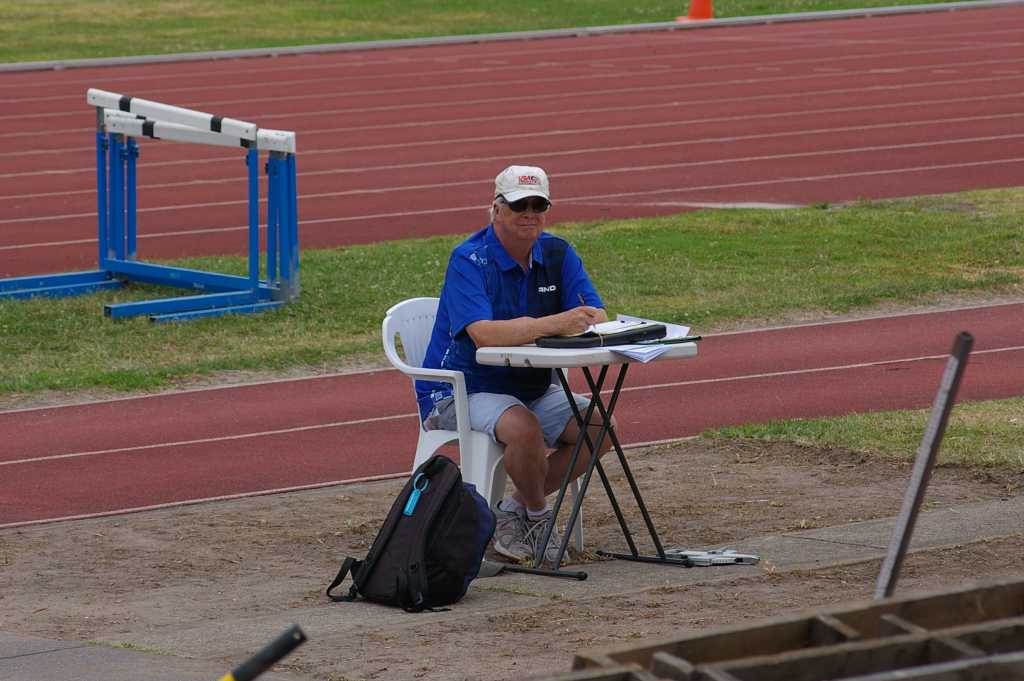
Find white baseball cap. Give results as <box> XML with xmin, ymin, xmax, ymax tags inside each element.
<box><xmin>494</xmin><ymin>165</ymin><xmax>551</xmax><ymax>203</ymax></box>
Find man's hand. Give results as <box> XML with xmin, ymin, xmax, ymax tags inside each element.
<box><xmin>466</xmin><ymin>306</ymin><xmax>609</xmax><ymax>348</ymax></box>
<box><xmin>550</xmin><ymin>305</ymin><xmax>605</xmax><ymax>336</ymax></box>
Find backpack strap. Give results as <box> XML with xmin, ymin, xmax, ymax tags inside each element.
<box><xmin>400</xmin><ymin>460</ymin><xmax>460</xmax><ymax>612</ymax></box>
<box><xmin>397</xmin><ymin>570</ymin><xmax>425</xmax><ymax>612</ymax></box>
<box><xmin>536</xmin><ymin>237</ymin><xmax>568</xmax><ymax>317</ymax></box>
<box><xmin>326</xmin><ymin>557</ymin><xmax>361</xmax><ymax>602</ymax></box>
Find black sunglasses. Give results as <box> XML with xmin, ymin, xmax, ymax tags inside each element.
<box><xmin>500</xmin><ymin>195</ymin><xmax>550</xmax><ymax>214</ymax></box>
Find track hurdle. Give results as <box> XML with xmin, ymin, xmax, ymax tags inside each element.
<box><xmin>0</xmin><ymin>88</ymin><xmax>299</xmax><ymax>322</ymax></box>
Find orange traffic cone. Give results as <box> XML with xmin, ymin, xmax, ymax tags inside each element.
<box><xmin>676</xmin><ymin>0</ymin><xmax>713</xmax><ymax>21</ymax></box>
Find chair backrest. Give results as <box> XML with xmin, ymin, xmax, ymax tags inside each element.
<box><xmin>382</xmin><ymin>297</ymin><xmax>440</xmax><ymax>371</ymax></box>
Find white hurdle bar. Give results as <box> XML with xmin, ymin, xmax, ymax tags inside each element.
<box><xmin>88</xmin><ymin>87</ymin><xmax>256</xmax><ymax>140</ymax></box>
<box><xmin>102</xmin><ymin>109</ymin><xmax>296</xmax><ymax>153</ymax></box>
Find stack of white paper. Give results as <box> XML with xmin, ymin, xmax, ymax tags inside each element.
<box><xmin>607</xmin><ymin>344</ymin><xmax>671</xmax><ymax>362</ymax></box>
<box><xmin>605</xmin><ymin>315</ymin><xmax>691</xmax><ymax>363</ymax></box>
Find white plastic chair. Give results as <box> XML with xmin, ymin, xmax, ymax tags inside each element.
<box><xmin>382</xmin><ymin>297</ymin><xmax>582</xmax><ymax>551</ymax></box>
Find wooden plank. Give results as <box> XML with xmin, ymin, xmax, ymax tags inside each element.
<box><xmin>878</xmin><ymin>614</ymin><xmax>927</xmax><ymax>636</ymax></box>
<box><xmin>570</xmin><ymin>580</ymin><xmax>1024</xmax><ymax>681</ymax></box>
<box><xmin>707</xmin><ymin>618</ymin><xmax>1024</xmax><ymax>681</ymax></box>
<box><xmin>693</xmin><ymin>669</ymin><xmax>745</xmax><ymax>681</ymax></box>
<box><xmin>957</xmin><ymin>620</ymin><xmax>1024</xmax><ymax>656</ymax></box>
<box><xmin>535</xmin><ymin>665</ymin><xmax>656</xmax><ymax>681</ymax></box>
<box><xmin>649</xmin><ymin>651</ymin><xmax>694</xmax><ymax>680</ymax></box>
<box><xmin>838</xmin><ymin>651</ymin><xmax>1024</xmax><ymax>680</ymax></box>
<box><xmin>928</xmin><ymin>637</ymin><xmax>986</xmax><ymax>659</ymax></box>
<box><xmin>811</xmin><ymin>615</ymin><xmax>863</xmax><ymax>645</ymax></box>
<box><xmin>711</xmin><ymin>636</ymin><xmax>938</xmax><ymax>681</ymax></box>
<box><xmin>574</xmin><ymin>618</ymin><xmax>817</xmax><ymax>670</ymax></box>
<box><xmin>839</xmin><ymin>579</ymin><xmax>1024</xmax><ymax>636</ymax></box>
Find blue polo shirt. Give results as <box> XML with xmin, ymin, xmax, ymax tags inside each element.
<box><xmin>416</xmin><ymin>225</ymin><xmax>603</xmax><ymax>420</ymax></box>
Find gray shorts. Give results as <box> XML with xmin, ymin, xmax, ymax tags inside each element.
<box><xmin>426</xmin><ymin>384</ymin><xmax>590</xmax><ymax>449</ymax></box>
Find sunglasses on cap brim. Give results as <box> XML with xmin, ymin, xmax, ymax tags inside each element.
<box><xmin>499</xmin><ymin>195</ymin><xmax>550</xmax><ymax>213</ymax></box>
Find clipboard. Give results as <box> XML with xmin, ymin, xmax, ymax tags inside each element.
<box><xmin>536</xmin><ymin>321</ymin><xmax>667</xmax><ymax>348</ymax></box>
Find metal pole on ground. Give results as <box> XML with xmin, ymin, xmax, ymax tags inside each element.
<box><xmin>874</xmin><ymin>331</ymin><xmax>974</xmax><ymax>600</ymax></box>
<box><xmin>216</xmin><ymin>624</ymin><xmax>307</xmax><ymax>681</ymax></box>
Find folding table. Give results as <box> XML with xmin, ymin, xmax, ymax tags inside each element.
<box><xmin>476</xmin><ymin>341</ymin><xmax>699</xmax><ymax>580</ymax></box>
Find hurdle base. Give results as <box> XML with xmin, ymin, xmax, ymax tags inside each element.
<box><xmin>0</xmin><ymin>270</ymin><xmax>123</xmax><ymax>300</ymax></box>
<box><xmin>0</xmin><ymin>264</ymin><xmax>286</xmax><ymax>323</ymax></box>
<box><xmin>149</xmin><ymin>301</ymin><xmax>285</xmax><ymax>323</ymax></box>
<box><xmin>105</xmin><ymin>259</ymin><xmax>258</xmax><ymax>294</ymax></box>
<box><xmin>105</xmin><ymin>289</ymin><xmax>275</xmax><ymax>319</ymax></box>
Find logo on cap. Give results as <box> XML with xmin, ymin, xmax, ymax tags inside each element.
<box><xmin>518</xmin><ymin>175</ymin><xmax>540</xmax><ymax>185</ymax></box>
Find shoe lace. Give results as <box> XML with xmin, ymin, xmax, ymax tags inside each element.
<box><xmin>523</xmin><ymin>513</ymin><xmax>560</xmax><ymax>557</ymax></box>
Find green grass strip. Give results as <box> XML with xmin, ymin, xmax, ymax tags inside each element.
<box><xmin>0</xmin><ymin>188</ymin><xmax>1021</xmax><ymax>396</ymax></box>
<box><xmin>1</xmin><ymin>0</ymin><xmax>989</xmax><ymax>64</ymax></box>
<box><xmin>704</xmin><ymin>397</ymin><xmax>1024</xmax><ymax>468</ymax></box>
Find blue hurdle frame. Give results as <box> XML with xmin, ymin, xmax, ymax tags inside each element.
<box><xmin>0</xmin><ymin>111</ymin><xmax>299</xmax><ymax>323</ymax></box>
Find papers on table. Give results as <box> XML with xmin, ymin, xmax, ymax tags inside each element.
<box><xmin>606</xmin><ymin>315</ymin><xmax>692</xmax><ymax>363</ymax></box>
<box><xmin>582</xmin><ymin>319</ymin><xmax>649</xmax><ymax>336</ymax></box>
<box><xmin>605</xmin><ymin>343</ymin><xmax>671</xmax><ymax>362</ymax></box>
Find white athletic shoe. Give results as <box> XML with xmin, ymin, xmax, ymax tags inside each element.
<box><xmin>492</xmin><ymin>507</ymin><xmax>532</xmax><ymax>562</ymax></box>
<box><xmin>522</xmin><ymin>510</ymin><xmax>563</xmax><ymax>567</ymax></box>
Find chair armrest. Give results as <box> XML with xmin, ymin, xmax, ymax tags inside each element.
<box><xmin>404</xmin><ymin>368</ymin><xmax>470</xmax><ymax>413</ymax></box>
<box><xmin>396</xmin><ymin>367</ymin><xmax>473</xmax><ymax>455</ymax></box>
<box><xmin>400</xmin><ymin>367</ymin><xmax>464</xmax><ymax>385</ymax></box>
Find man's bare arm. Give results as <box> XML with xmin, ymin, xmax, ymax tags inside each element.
<box><xmin>466</xmin><ymin>306</ymin><xmax>608</xmax><ymax>348</ymax></box>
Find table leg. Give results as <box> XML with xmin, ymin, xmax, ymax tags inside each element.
<box><xmin>544</xmin><ymin>364</ymin><xmax>693</xmax><ymax>571</ymax></box>
<box><xmin>547</xmin><ymin>366</ymin><xmax>636</xmax><ymax>566</ymax></box>
<box><xmin>485</xmin><ymin>368</ymin><xmax>603</xmax><ymax>580</ymax></box>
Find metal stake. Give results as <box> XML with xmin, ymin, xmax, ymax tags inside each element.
<box><xmin>874</xmin><ymin>331</ymin><xmax>974</xmax><ymax>600</ymax></box>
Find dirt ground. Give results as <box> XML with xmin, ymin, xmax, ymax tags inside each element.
<box><xmin>1</xmin><ymin>437</ymin><xmax>1021</xmax><ymax>680</ymax></box>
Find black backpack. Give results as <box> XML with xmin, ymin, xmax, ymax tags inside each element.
<box><xmin>326</xmin><ymin>454</ymin><xmax>496</xmax><ymax>612</ymax></box>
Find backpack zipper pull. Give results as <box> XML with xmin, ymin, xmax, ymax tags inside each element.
<box><xmin>403</xmin><ymin>473</ymin><xmax>429</xmax><ymax>516</ymax></box>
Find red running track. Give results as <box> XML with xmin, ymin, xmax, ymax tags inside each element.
<box><xmin>2</xmin><ymin>302</ymin><xmax>1021</xmax><ymax>527</ymax></box>
<box><xmin>2</xmin><ymin>6</ymin><xmax>1024</xmax><ymax>277</ymax></box>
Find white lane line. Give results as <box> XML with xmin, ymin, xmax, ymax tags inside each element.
<box><xmin>11</xmin><ymin>85</ymin><xmax>1022</xmax><ymax>166</ymax></box>
<box><xmin>0</xmin><ymin>367</ymin><xmax>396</xmax><ymax>414</ymax></box>
<box><xmin>3</xmin><ymin>346</ymin><xmax>1022</xmax><ymax>529</ymax></box>
<box><xmin>4</xmin><ymin>108</ymin><xmax>1021</xmax><ymax>197</ymax></box>
<box><xmin>0</xmin><ymin>14</ymin><xmax>1015</xmax><ymax>94</ymax></box>
<box><xmin>6</xmin><ymin>31</ymin><xmax>1022</xmax><ymax>107</ymax></box>
<box><xmin>620</xmin><ymin>345</ymin><xmax>1024</xmax><ymax>393</ymax></box>
<box><xmin>4</xmin><ymin>155</ymin><xmax>1024</xmax><ymax>252</ymax></box>
<box><xmin>5</xmin><ymin>345</ymin><xmax>1021</xmax><ymax>469</ymax></box>
<box><xmin>0</xmin><ymin>41</ymin><xmax>944</xmax><ymax>105</ymax></box>
<box><xmin>0</xmin><ymin>470</ymin><xmax>409</xmax><ymax>530</ymax></box>
<box><xmin>0</xmin><ymin>413</ymin><xmax>415</xmax><ymax>467</ymax></box>
<box><xmin>4</xmin><ymin>299</ymin><xmax>1019</xmax><ymax>417</ymax></box>
<box><xmin>3</xmin><ymin>50</ymin><xmax>1022</xmax><ymax>132</ymax></box>
<box><xmin>4</xmin><ymin>68</ymin><xmax>1019</xmax><ymax>156</ymax></box>
<box><xmin>2</xmin><ymin>133</ymin><xmax>1022</xmax><ymax>227</ymax></box>
<box><xmin>0</xmin><ymin>433</ymin><xmax>698</xmax><ymax>529</ymax></box>
<box><xmin>558</xmin><ymin>157</ymin><xmax>1024</xmax><ymax>204</ymax></box>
